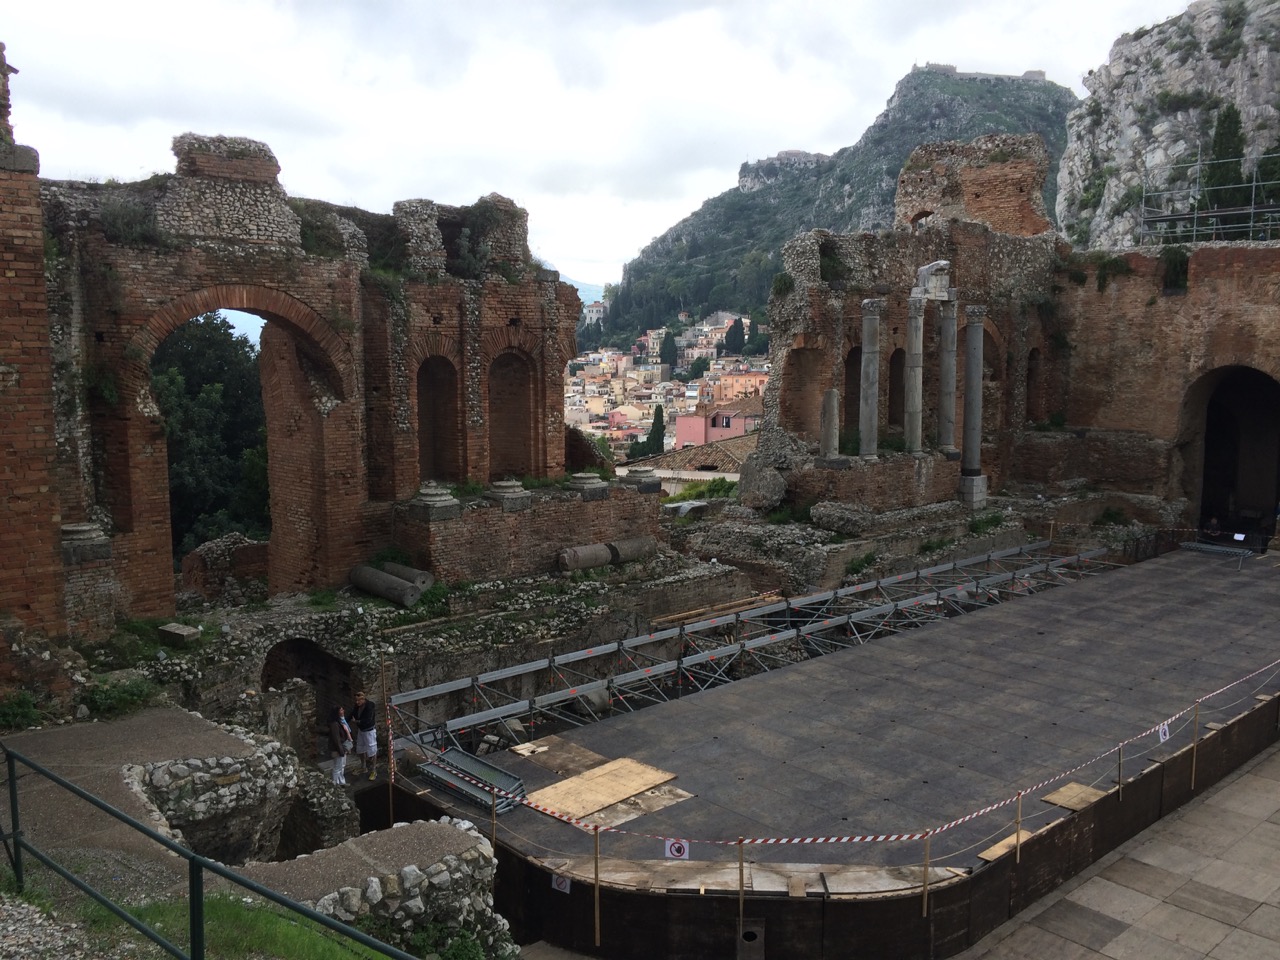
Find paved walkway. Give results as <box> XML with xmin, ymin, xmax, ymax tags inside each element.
<box><xmin>956</xmin><ymin>738</ymin><xmax>1280</xmax><ymax>960</ymax></box>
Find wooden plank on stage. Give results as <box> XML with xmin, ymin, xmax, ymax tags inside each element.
<box><xmin>1042</xmin><ymin>782</ymin><xmax>1107</xmax><ymax>811</ymax></box>
<box><xmin>977</xmin><ymin>829</ymin><xmax>1033</xmax><ymax>862</ymax></box>
<box><xmin>528</xmin><ymin>757</ymin><xmax>675</xmax><ymax>819</ymax></box>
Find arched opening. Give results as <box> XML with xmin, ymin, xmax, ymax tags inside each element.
<box><xmin>1193</xmin><ymin>367</ymin><xmax>1280</xmax><ymax>535</ymax></box>
<box><xmin>843</xmin><ymin>347</ymin><xmax>861</xmax><ymax>448</ymax></box>
<box><xmin>1026</xmin><ymin>347</ymin><xmax>1046</xmax><ymax>423</ymax></box>
<box><xmin>260</xmin><ymin>637</ymin><xmax>356</xmax><ymax>733</ymax></box>
<box><xmin>779</xmin><ymin>348</ymin><xmax>825</xmax><ymax>441</ymax></box>
<box><xmin>887</xmin><ymin>348</ymin><xmax>906</xmax><ymax>430</ymax></box>
<box><xmin>983</xmin><ymin>331</ymin><xmax>1003</xmax><ymax>381</ymax></box>
<box><xmin>489</xmin><ymin>351</ymin><xmax>535</xmax><ymax>479</ymax></box>
<box><xmin>417</xmin><ymin>356</ymin><xmax>461</xmax><ymax>483</ymax></box>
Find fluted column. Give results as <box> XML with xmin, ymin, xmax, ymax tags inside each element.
<box><xmin>905</xmin><ymin>296</ymin><xmax>924</xmax><ymax>454</ymax></box>
<box><xmin>859</xmin><ymin>299</ymin><xmax>884</xmax><ymax>459</ymax></box>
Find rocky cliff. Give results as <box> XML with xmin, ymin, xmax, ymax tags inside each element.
<box><xmin>598</xmin><ymin>67</ymin><xmax>1077</xmax><ymax>346</ymax></box>
<box><xmin>1057</xmin><ymin>0</ymin><xmax>1280</xmax><ymax>248</ymax></box>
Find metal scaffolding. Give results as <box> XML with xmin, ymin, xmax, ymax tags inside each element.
<box><xmin>390</xmin><ymin>542</ymin><xmax>1112</xmax><ymax>753</ymax></box>
<box><xmin>1139</xmin><ymin>150</ymin><xmax>1280</xmax><ymax>244</ymax></box>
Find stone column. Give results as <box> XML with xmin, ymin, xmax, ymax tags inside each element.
<box><xmin>905</xmin><ymin>296</ymin><xmax>924</xmax><ymax>454</ymax></box>
<box><xmin>960</xmin><ymin>305</ymin><xmax>988</xmax><ymax>509</ymax></box>
<box><xmin>937</xmin><ymin>297</ymin><xmax>958</xmax><ymax>453</ymax></box>
<box><xmin>859</xmin><ymin>299</ymin><xmax>884</xmax><ymax>459</ymax></box>
<box><xmin>819</xmin><ymin>388</ymin><xmax>840</xmax><ymax>459</ymax></box>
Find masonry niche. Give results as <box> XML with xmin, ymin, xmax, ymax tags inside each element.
<box><xmin>887</xmin><ymin>348</ymin><xmax>906</xmax><ymax>430</ymax></box>
<box><xmin>489</xmin><ymin>350</ymin><xmax>535</xmax><ymax>479</ymax></box>
<box><xmin>779</xmin><ymin>348</ymin><xmax>825</xmax><ymax>441</ymax></box>
<box><xmin>417</xmin><ymin>356</ymin><xmax>462</xmax><ymax>483</ymax></box>
<box><xmin>843</xmin><ymin>347</ymin><xmax>861</xmax><ymax>443</ymax></box>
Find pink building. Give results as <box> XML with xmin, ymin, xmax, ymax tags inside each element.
<box><xmin>674</xmin><ymin>398</ymin><xmax>763</xmax><ymax>449</ymax></box>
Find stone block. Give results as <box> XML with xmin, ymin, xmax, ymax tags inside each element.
<box><xmin>959</xmin><ymin>474</ymin><xmax>988</xmax><ymax>509</ymax></box>
<box><xmin>484</xmin><ymin>480</ymin><xmax>532</xmax><ymax>512</ymax></box>
<box><xmin>159</xmin><ymin>623</ymin><xmax>201</xmax><ymax>649</ymax></box>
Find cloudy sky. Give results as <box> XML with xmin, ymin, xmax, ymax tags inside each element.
<box><xmin>7</xmin><ymin>0</ymin><xmax>1190</xmax><ymax>286</ymax></box>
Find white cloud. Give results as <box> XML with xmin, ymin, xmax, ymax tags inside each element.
<box><xmin>6</xmin><ymin>0</ymin><xmax>1191</xmax><ymax>282</ymax></box>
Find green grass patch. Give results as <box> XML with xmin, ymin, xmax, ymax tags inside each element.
<box><xmin>766</xmin><ymin>500</ymin><xmax>813</xmax><ymax>524</ymax></box>
<box><xmin>78</xmin><ymin>676</ymin><xmax>159</xmax><ymax>719</ymax></box>
<box><xmin>844</xmin><ymin>550</ymin><xmax>878</xmax><ymax>578</ymax></box>
<box><xmin>663</xmin><ymin>477</ymin><xmax>737</xmax><ymax>502</ymax></box>
<box><xmin>83</xmin><ymin>893</ymin><xmax>391</xmax><ymax>959</ymax></box>
<box><xmin>447</xmin><ymin>480</ymin><xmax>487</xmax><ymax>499</ymax></box>
<box><xmin>967</xmin><ymin>512</ymin><xmax>1004</xmax><ymax>537</ymax></box>
<box><xmin>308</xmin><ymin>588</ymin><xmax>339</xmax><ymax>609</ymax></box>
<box><xmin>918</xmin><ymin>537</ymin><xmax>955</xmax><ymax>554</ymax></box>
<box><xmin>1093</xmin><ymin>506</ymin><xmax>1128</xmax><ymax>527</ymax></box>
<box><xmin>0</xmin><ymin>691</ymin><xmax>44</xmax><ymax>731</ymax></box>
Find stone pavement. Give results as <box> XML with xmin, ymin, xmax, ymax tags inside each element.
<box><xmin>956</xmin><ymin>738</ymin><xmax>1280</xmax><ymax>960</ymax></box>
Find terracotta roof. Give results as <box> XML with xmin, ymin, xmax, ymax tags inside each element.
<box><xmin>638</xmin><ymin>432</ymin><xmax>759</xmax><ymax>472</ymax></box>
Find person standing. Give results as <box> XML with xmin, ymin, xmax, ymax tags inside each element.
<box><xmin>352</xmin><ymin>691</ymin><xmax>378</xmax><ymax>781</ymax></box>
<box><xmin>328</xmin><ymin>705</ymin><xmax>353</xmax><ymax>785</ymax></box>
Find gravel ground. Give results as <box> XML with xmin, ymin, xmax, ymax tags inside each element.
<box><xmin>0</xmin><ymin>893</ymin><xmax>123</xmax><ymax>959</ymax></box>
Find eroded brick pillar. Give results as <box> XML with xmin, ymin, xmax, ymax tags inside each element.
<box><xmin>0</xmin><ymin>53</ymin><xmax>65</xmax><ymax>636</ymax></box>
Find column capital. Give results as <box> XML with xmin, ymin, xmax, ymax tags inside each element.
<box><xmin>964</xmin><ymin>304</ymin><xmax>988</xmax><ymax>325</ymax></box>
<box><xmin>861</xmin><ymin>297</ymin><xmax>886</xmax><ymax>316</ymax></box>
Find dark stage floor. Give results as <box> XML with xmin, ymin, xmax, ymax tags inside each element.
<box><xmin>423</xmin><ymin>549</ymin><xmax>1280</xmax><ymax>887</ymax></box>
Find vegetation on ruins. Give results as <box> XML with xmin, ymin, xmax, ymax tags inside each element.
<box><xmin>151</xmin><ymin>312</ymin><xmax>269</xmax><ymax>558</ymax></box>
<box><xmin>598</xmin><ymin>69</ymin><xmax>1077</xmax><ymax>346</ymax></box>
<box><xmin>663</xmin><ymin>477</ymin><xmax>738</xmax><ymax>502</ymax></box>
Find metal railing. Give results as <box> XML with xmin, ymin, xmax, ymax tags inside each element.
<box><xmin>1139</xmin><ymin>151</ymin><xmax>1280</xmax><ymax>244</ymax></box>
<box><xmin>0</xmin><ymin>746</ymin><xmax>416</xmax><ymax>960</ymax></box>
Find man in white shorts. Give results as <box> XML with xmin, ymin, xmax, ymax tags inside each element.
<box><xmin>352</xmin><ymin>690</ymin><xmax>378</xmax><ymax>780</ymax></box>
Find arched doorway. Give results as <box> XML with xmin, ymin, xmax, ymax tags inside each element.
<box><xmin>489</xmin><ymin>351</ymin><xmax>535</xmax><ymax>479</ymax></box>
<box><xmin>417</xmin><ymin>356</ymin><xmax>461</xmax><ymax>483</ymax></box>
<box><xmin>1189</xmin><ymin>367</ymin><xmax>1280</xmax><ymax>533</ymax></box>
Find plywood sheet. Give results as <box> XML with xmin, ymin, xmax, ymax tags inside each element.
<box><xmin>527</xmin><ymin>757</ymin><xmax>675</xmax><ymax>819</ymax></box>
<box><xmin>1042</xmin><ymin>782</ymin><xmax>1107</xmax><ymax>811</ymax></box>
<box><xmin>977</xmin><ymin>829</ymin><xmax>1033</xmax><ymax>862</ymax></box>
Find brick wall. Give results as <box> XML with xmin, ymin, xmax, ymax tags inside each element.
<box><xmin>787</xmin><ymin>454</ymin><xmax>962</xmax><ymax>511</ymax></box>
<box><xmin>394</xmin><ymin>487</ymin><xmax>661</xmax><ymax>583</ymax></box>
<box><xmin>0</xmin><ymin>143</ymin><xmax>64</xmax><ymax>635</ymax></box>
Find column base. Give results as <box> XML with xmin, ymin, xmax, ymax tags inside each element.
<box><xmin>958</xmin><ymin>474</ymin><xmax>988</xmax><ymax>509</ymax></box>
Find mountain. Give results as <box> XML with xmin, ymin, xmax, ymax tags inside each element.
<box><xmin>561</xmin><ymin>276</ymin><xmax>604</xmax><ymax>306</ymax></box>
<box><xmin>1057</xmin><ymin>0</ymin><xmax>1280</xmax><ymax>248</ymax></box>
<box><xmin>596</xmin><ymin>65</ymin><xmax>1079</xmax><ymax>347</ymax></box>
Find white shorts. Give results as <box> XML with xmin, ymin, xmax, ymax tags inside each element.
<box><xmin>356</xmin><ymin>728</ymin><xmax>377</xmax><ymax>757</ymax></box>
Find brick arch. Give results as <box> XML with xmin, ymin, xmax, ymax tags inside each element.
<box><xmin>120</xmin><ymin>284</ymin><xmax>355</xmax><ymax>403</ymax></box>
<box><xmin>406</xmin><ymin>328</ymin><xmax>463</xmax><ymax>372</ymax></box>
<box><xmin>478</xmin><ymin>324</ymin><xmax>544</xmax><ymax>367</ymax></box>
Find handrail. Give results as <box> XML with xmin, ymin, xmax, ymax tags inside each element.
<box><xmin>0</xmin><ymin>745</ymin><xmax>417</xmax><ymax>960</ymax></box>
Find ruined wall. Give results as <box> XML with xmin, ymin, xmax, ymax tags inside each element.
<box><xmin>23</xmin><ymin>126</ymin><xmax>580</xmax><ymax>632</ymax></box>
<box><xmin>788</xmin><ymin>453</ymin><xmax>963</xmax><ymax>511</ymax></box>
<box><xmin>395</xmin><ymin>487</ymin><xmax>662</xmax><ymax>584</ymax></box>
<box><xmin>895</xmin><ymin>133</ymin><xmax>1053</xmax><ymax>237</ymax></box>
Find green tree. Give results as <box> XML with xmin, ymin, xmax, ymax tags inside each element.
<box><xmin>152</xmin><ymin>312</ymin><xmax>269</xmax><ymax>557</ymax></box>
<box><xmin>628</xmin><ymin>405</ymin><xmax>665</xmax><ymax>460</ymax></box>
<box><xmin>743</xmin><ymin>322</ymin><xmax>769</xmax><ymax>357</ymax></box>
<box><xmin>660</xmin><ymin>330</ymin><xmax>678</xmax><ymax>367</ymax></box>
<box><xmin>1203</xmin><ymin>104</ymin><xmax>1249</xmax><ymax>236</ymax></box>
<box><xmin>688</xmin><ymin>356</ymin><xmax>711</xmax><ymax>380</ymax></box>
<box><xmin>723</xmin><ymin>317</ymin><xmax>745</xmax><ymax>354</ymax></box>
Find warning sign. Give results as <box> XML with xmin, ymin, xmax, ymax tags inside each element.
<box><xmin>551</xmin><ymin>874</ymin><xmax>572</xmax><ymax>894</ymax></box>
<box><xmin>664</xmin><ymin>839</ymin><xmax>690</xmax><ymax>860</ymax></box>
<box><xmin>1158</xmin><ymin>722</ymin><xmax>1170</xmax><ymax>743</ymax></box>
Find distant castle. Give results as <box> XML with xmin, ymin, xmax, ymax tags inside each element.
<box><xmin>914</xmin><ymin>62</ymin><xmax>1047</xmax><ymax>82</ymax></box>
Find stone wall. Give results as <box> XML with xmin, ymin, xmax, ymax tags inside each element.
<box><xmin>787</xmin><ymin>453</ymin><xmax>963</xmax><ymax>511</ymax></box>
<box><xmin>307</xmin><ymin>817</ymin><xmax>518</xmax><ymax>959</ymax></box>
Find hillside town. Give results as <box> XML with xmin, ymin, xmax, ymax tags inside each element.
<box><xmin>564</xmin><ymin>307</ymin><xmax>769</xmax><ymax>463</ymax></box>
